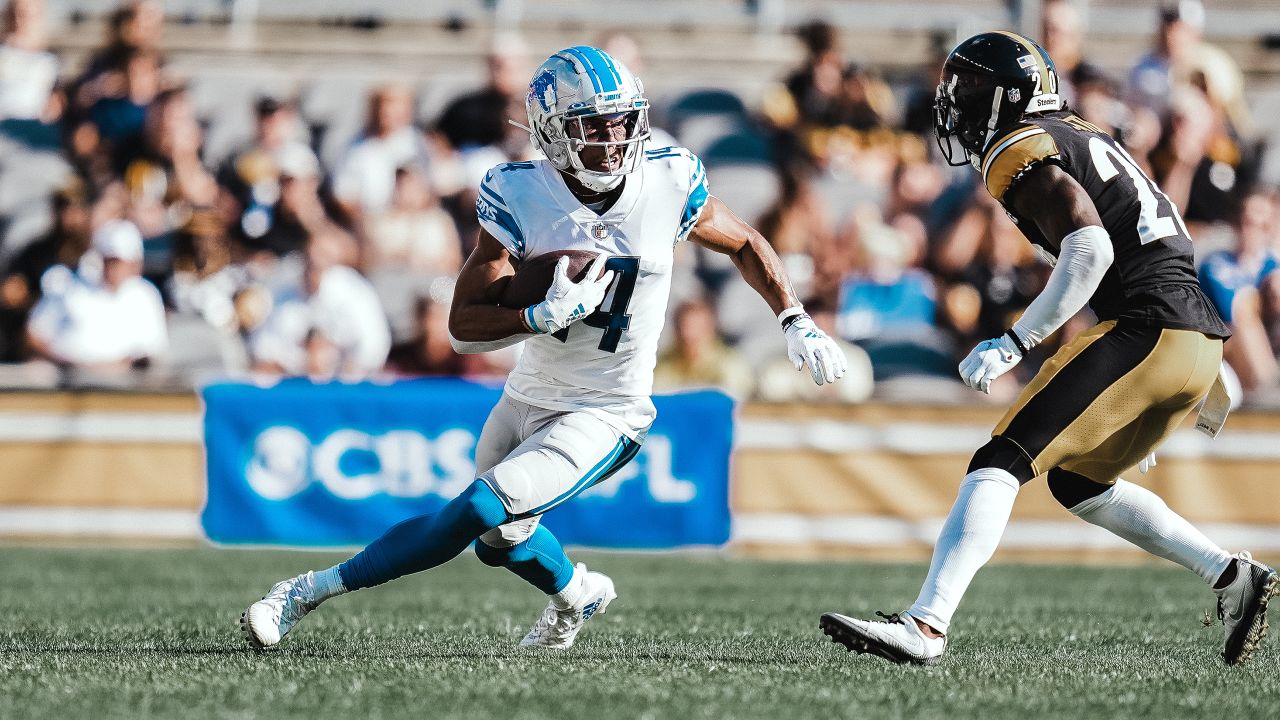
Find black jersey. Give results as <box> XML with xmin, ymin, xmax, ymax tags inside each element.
<box><xmin>979</xmin><ymin>110</ymin><xmax>1230</xmax><ymax>338</ymax></box>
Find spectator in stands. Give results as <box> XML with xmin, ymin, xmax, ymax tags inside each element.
<box><xmin>25</xmin><ymin>219</ymin><xmax>167</xmax><ymax>370</ymax></box>
<box><xmin>302</xmin><ymin>327</ymin><xmax>340</xmax><ymax>381</ymax></box>
<box><xmin>436</xmin><ymin>36</ymin><xmax>528</xmax><ymax>155</ymax></box>
<box><xmin>364</xmin><ymin>166</ymin><xmax>461</xmax><ymax>275</ymax></box>
<box><xmin>1150</xmin><ymin>87</ymin><xmax>1243</xmax><ymax>225</ymax></box>
<box><xmin>217</xmin><ymin>94</ymin><xmax>313</xmax><ymax>218</ymax></box>
<box><xmin>82</xmin><ymin>47</ymin><xmax>163</xmax><ymax>173</ymax></box>
<box><xmin>836</xmin><ymin>207</ymin><xmax>955</xmax><ymax>380</ymax></box>
<box><xmin>384</xmin><ymin>294</ymin><xmax>466</xmax><ymax>377</ymax></box>
<box><xmin>653</xmin><ymin>297</ymin><xmax>754</xmax><ymax>399</ymax></box>
<box><xmin>121</xmin><ymin>87</ymin><xmax>218</xmax><ymax>240</ymax></box>
<box><xmin>331</xmin><ymin>84</ymin><xmax>430</xmax><ymax>222</ymax></box>
<box><xmin>832</xmin><ymin>63</ymin><xmax>895</xmax><ymax>131</ymax></box>
<box><xmin>234</xmin><ymin>137</ymin><xmax>333</xmax><ymax>260</ymax></box>
<box><xmin>166</xmin><ymin>208</ymin><xmax>233</xmax><ymax>324</ymax></box>
<box><xmin>783</xmin><ymin>20</ymin><xmax>845</xmax><ymax>128</ymax></box>
<box><xmin>1199</xmin><ymin>189</ymin><xmax>1280</xmax><ymax>391</ymax></box>
<box><xmin>0</xmin><ymin>0</ymin><xmax>57</xmax><ymax>121</ymax></box>
<box><xmin>246</xmin><ymin>229</ymin><xmax>389</xmax><ymax>378</ymax></box>
<box><xmin>835</xmin><ymin>207</ymin><xmax>937</xmax><ymax>341</ymax></box>
<box><xmin>1040</xmin><ymin>0</ymin><xmax>1112</xmax><ymax>110</ymax></box>
<box><xmin>757</xmin><ymin>162</ymin><xmax>834</xmax><ymax>302</ymax></box>
<box><xmin>0</xmin><ymin>179</ymin><xmax>91</xmax><ymax>360</ymax></box>
<box><xmin>1128</xmin><ymin>1</ymin><xmax>1204</xmax><ymax>116</ymax></box>
<box><xmin>77</xmin><ymin>0</ymin><xmax>163</xmax><ymax>95</ymax></box>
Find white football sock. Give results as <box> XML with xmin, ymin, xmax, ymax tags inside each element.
<box><xmin>311</xmin><ymin>565</ymin><xmax>348</xmax><ymax>601</ymax></box>
<box><xmin>550</xmin><ymin>564</ymin><xmax>585</xmax><ymax>610</ymax></box>
<box><xmin>908</xmin><ymin>467</ymin><xmax>1020</xmax><ymax>635</ymax></box>
<box><xmin>1067</xmin><ymin>479</ymin><xmax>1232</xmax><ymax>585</ymax></box>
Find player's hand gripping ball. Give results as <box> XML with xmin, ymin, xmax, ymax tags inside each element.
<box><xmin>504</xmin><ymin>251</ymin><xmax>615</xmax><ymax>334</ymax></box>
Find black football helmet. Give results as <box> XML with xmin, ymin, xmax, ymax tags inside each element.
<box><xmin>934</xmin><ymin>31</ymin><xmax>1062</xmax><ymax>167</ymax></box>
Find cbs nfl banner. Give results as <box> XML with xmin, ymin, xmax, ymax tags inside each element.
<box><xmin>201</xmin><ymin>379</ymin><xmax>733</xmax><ymax>548</ymax></box>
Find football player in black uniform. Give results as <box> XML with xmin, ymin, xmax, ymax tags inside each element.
<box><xmin>821</xmin><ymin>31</ymin><xmax>1277</xmax><ymax>666</ymax></box>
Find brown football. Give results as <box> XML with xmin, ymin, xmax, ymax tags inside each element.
<box><xmin>499</xmin><ymin>249</ymin><xmax>603</xmax><ymax>309</ymax></box>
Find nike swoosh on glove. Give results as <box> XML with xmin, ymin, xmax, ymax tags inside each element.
<box><xmin>784</xmin><ymin>314</ymin><xmax>848</xmax><ymax>386</ymax></box>
<box><xmin>525</xmin><ymin>255</ymin><xmax>615</xmax><ymax>335</ymax></box>
<box><xmin>958</xmin><ymin>333</ymin><xmax>1023</xmax><ymax>394</ymax></box>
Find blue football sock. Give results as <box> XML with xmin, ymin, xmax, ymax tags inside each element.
<box><xmin>474</xmin><ymin>524</ymin><xmax>575</xmax><ymax>594</ymax></box>
<box><xmin>338</xmin><ymin>480</ymin><xmax>509</xmax><ymax>591</ymax></box>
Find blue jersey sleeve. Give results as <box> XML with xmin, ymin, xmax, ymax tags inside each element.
<box><xmin>676</xmin><ymin>151</ymin><xmax>709</xmax><ymax>243</ymax></box>
<box><xmin>475</xmin><ymin>168</ymin><xmax>526</xmax><ymax>258</ymax></box>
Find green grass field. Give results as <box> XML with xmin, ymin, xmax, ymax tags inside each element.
<box><xmin>1</xmin><ymin>546</ymin><xmax>1277</xmax><ymax>720</ymax></box>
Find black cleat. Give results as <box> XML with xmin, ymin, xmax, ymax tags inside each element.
<box><xmin>1214</xmin><ymin>552</ymin><xmax>1279</xmax><ymax>666</ymax></box>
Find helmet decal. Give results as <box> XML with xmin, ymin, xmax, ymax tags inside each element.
<box><xmin>530</xmin><ymin>68</ymin><xmax>558</xmax><ymax>114</ymax></box>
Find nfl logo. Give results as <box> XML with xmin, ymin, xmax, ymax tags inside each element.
<box><xmin>1008</xmin><ymin>88</ymin><xmax>1021</xmax><ymax>103</ymax></box>
<box><xmin>589</xmin><ymin>222</ymin><xmax>609</xmax><ymax>240</ymax></box>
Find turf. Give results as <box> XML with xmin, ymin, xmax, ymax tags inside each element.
<box><xmin>0</xmin><ymin>546</ymin><xmax>1277</xmax><ymax>720</ymax></box>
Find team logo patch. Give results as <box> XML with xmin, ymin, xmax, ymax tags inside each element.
<box><xmin>589</xmin><ymin>222</ymin><xmax>609</xmax><ymax>240</ymax></box>
<box><xmin>530</xmin><ymin>68</ymin><xmax>558</xmax><ymax>113</ymax></box>
<box><xmin>1008</xmin><ymin>88</ymin><xmax>1021</xmax><ymax>103</ymax></box>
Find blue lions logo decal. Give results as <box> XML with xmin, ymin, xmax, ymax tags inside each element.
<box><xmin>530</xmin><ymin>69</ymin><xmax>557</xmax><ymax>113</ymax></box>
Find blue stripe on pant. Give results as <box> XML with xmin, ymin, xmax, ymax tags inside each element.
<box><xmin>519</xmin><ymin>436</ymin><xmax>641</xmax><ymax>519</ymax></box>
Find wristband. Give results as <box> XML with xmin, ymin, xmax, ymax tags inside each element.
<box><xmin>778</xmin><ymin>306</ymin><xmax>806</xmax><ymax>329</ymax></box>
<box><xmin>1004</xmin><ymin>328</ymin><xmax>1029</xmax><ymax>357</ymax></box>
<box><xmin>522</xmin><ymin>305</ymin><xmax>545</xmax><ymax>334</ymax></box>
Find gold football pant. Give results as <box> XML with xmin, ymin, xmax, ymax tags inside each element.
<box><xmin>993</xmin><ymin>320</ymin><xmax>1222</xmax><ymax>484</ymax></box>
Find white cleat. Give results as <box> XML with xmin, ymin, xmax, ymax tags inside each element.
<box><xmin>1213</xmin><ymin>551</ymin><xmax>1278</xmax><ymax>666</ymax></box>
<box><xmin>240</xmin><ymin>571</ymin><xmax>322</xmax><ymax>650</ymax></box>
<box><xmin>519</xmin><ymin>563</ymin><xmax>616</xmax><ymax>649</ymax></box>
<box><xmin>820</xmin><ymin>610</ymin><xmax>947</xmax><ymax>666</ymax></box>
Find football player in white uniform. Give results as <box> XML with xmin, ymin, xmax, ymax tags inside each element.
<box><xmin>242</xmin><ymin>46</ymin><xmax>847</xmax><ymax>651</ymax></box>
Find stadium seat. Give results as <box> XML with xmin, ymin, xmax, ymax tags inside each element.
<box><xmin>672</xmin><ymin>113</ymin><xmax>750</xmax><ymax>158</ymax></box>
<box><xmin>666</xmin><ymin>88</ymin><xmax>749</xmax><ymax>125</ymax></box>
<box><xmin>701</xmin><ymin>131</ymin><xmax>773</xmax><ymax>165</ymax></box>
<box><xmin>702</xmin><ymin>162</ymin><xmax>780</xmax><ymax>225</ymax></box>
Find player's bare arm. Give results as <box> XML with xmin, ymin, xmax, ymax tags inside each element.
<box><xmin>688</xmin><ymin>194</ymin><xmax>848</xmax><ymax>385</ymax></box>
<box><xmin>447</xmin><ymin>229</ymin><xmax>530</xmax><ymax>348</ymax></box>
<box><xmin>1006</xmin><ymin>164</ymin><xmax>1103</xmax><ymax>246</ymax></box>
<box><xmin>687</xmin><ymin>195</ymin><xmax>799</xmax><ymax>315</ymax></box>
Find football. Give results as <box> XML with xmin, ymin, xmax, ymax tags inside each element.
<box><xmin>499</xmin><ymin>249</ymin><xmax>603</xmax><ymax>309</ymax></box>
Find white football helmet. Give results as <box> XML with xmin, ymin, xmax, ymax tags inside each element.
<box><xmin>522</xmin><ymin>46</ymin><xmax>650</xmax><ymax>192</ymax></box>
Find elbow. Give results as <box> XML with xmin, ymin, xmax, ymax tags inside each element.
<box><xmin>448</xmin><ymin>331</ymin><xmax>478</xmax><ymax>354</ymax></box>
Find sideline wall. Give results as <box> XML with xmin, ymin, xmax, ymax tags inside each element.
<box><xmin>1</xmin><ymin>390</ymin><xmax>1277</xmax><ymax>560</ymax></box>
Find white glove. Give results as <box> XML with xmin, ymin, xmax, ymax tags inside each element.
<box><xmin>524</xmin><ymin>255</ymin><xmax>615</xmax><ymax>334</ymax></box>
<box><xmin>1139</xmin><ymin>451</ymin><xmax>1157</xmax><ymax>474</ymax></box>
<box><xmin>959</xmin><ymin>332</ymin><xmax>1024</xmax><ymax>394</ymax></box>
<box><xmin>783</xmin><ymin>312</ymin><xmax>848</xmax><ymax>386</ymax></box>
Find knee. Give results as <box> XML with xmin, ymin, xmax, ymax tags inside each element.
<box><xmin>968</xmin><ymin>436</ymin><xmax>1036</xmax><ymax>484</ymax></box>
<box><xmin>1046</xmin><ymin>468</ymin><xmax>1110</xmax><ymax>511</ymax></box>
<box><xmin>457</xmin><ymin>480</ymin><xmax>511</xmax><ymax>530</ymax></box>
<box><xmin>474</xmin><ymin>540</ymin><xmax>512</xmax><ymax>567</ymax></box>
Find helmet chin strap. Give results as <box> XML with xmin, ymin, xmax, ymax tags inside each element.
<box><xmin>573</xmin><ymin>170</ymin><xmax>623</xmax><ymax>193</ymax></box>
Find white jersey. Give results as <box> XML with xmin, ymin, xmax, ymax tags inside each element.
<box><xmin>476</xmin><ymin>146</ymin><xmax>709</xmax><ymax>438</ymax></box>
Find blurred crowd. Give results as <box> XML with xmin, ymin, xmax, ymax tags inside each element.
<box><xmin>0</xmin><ymin>0</ymin><xmax>1278</xmax><ymax>405</ymax></box>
